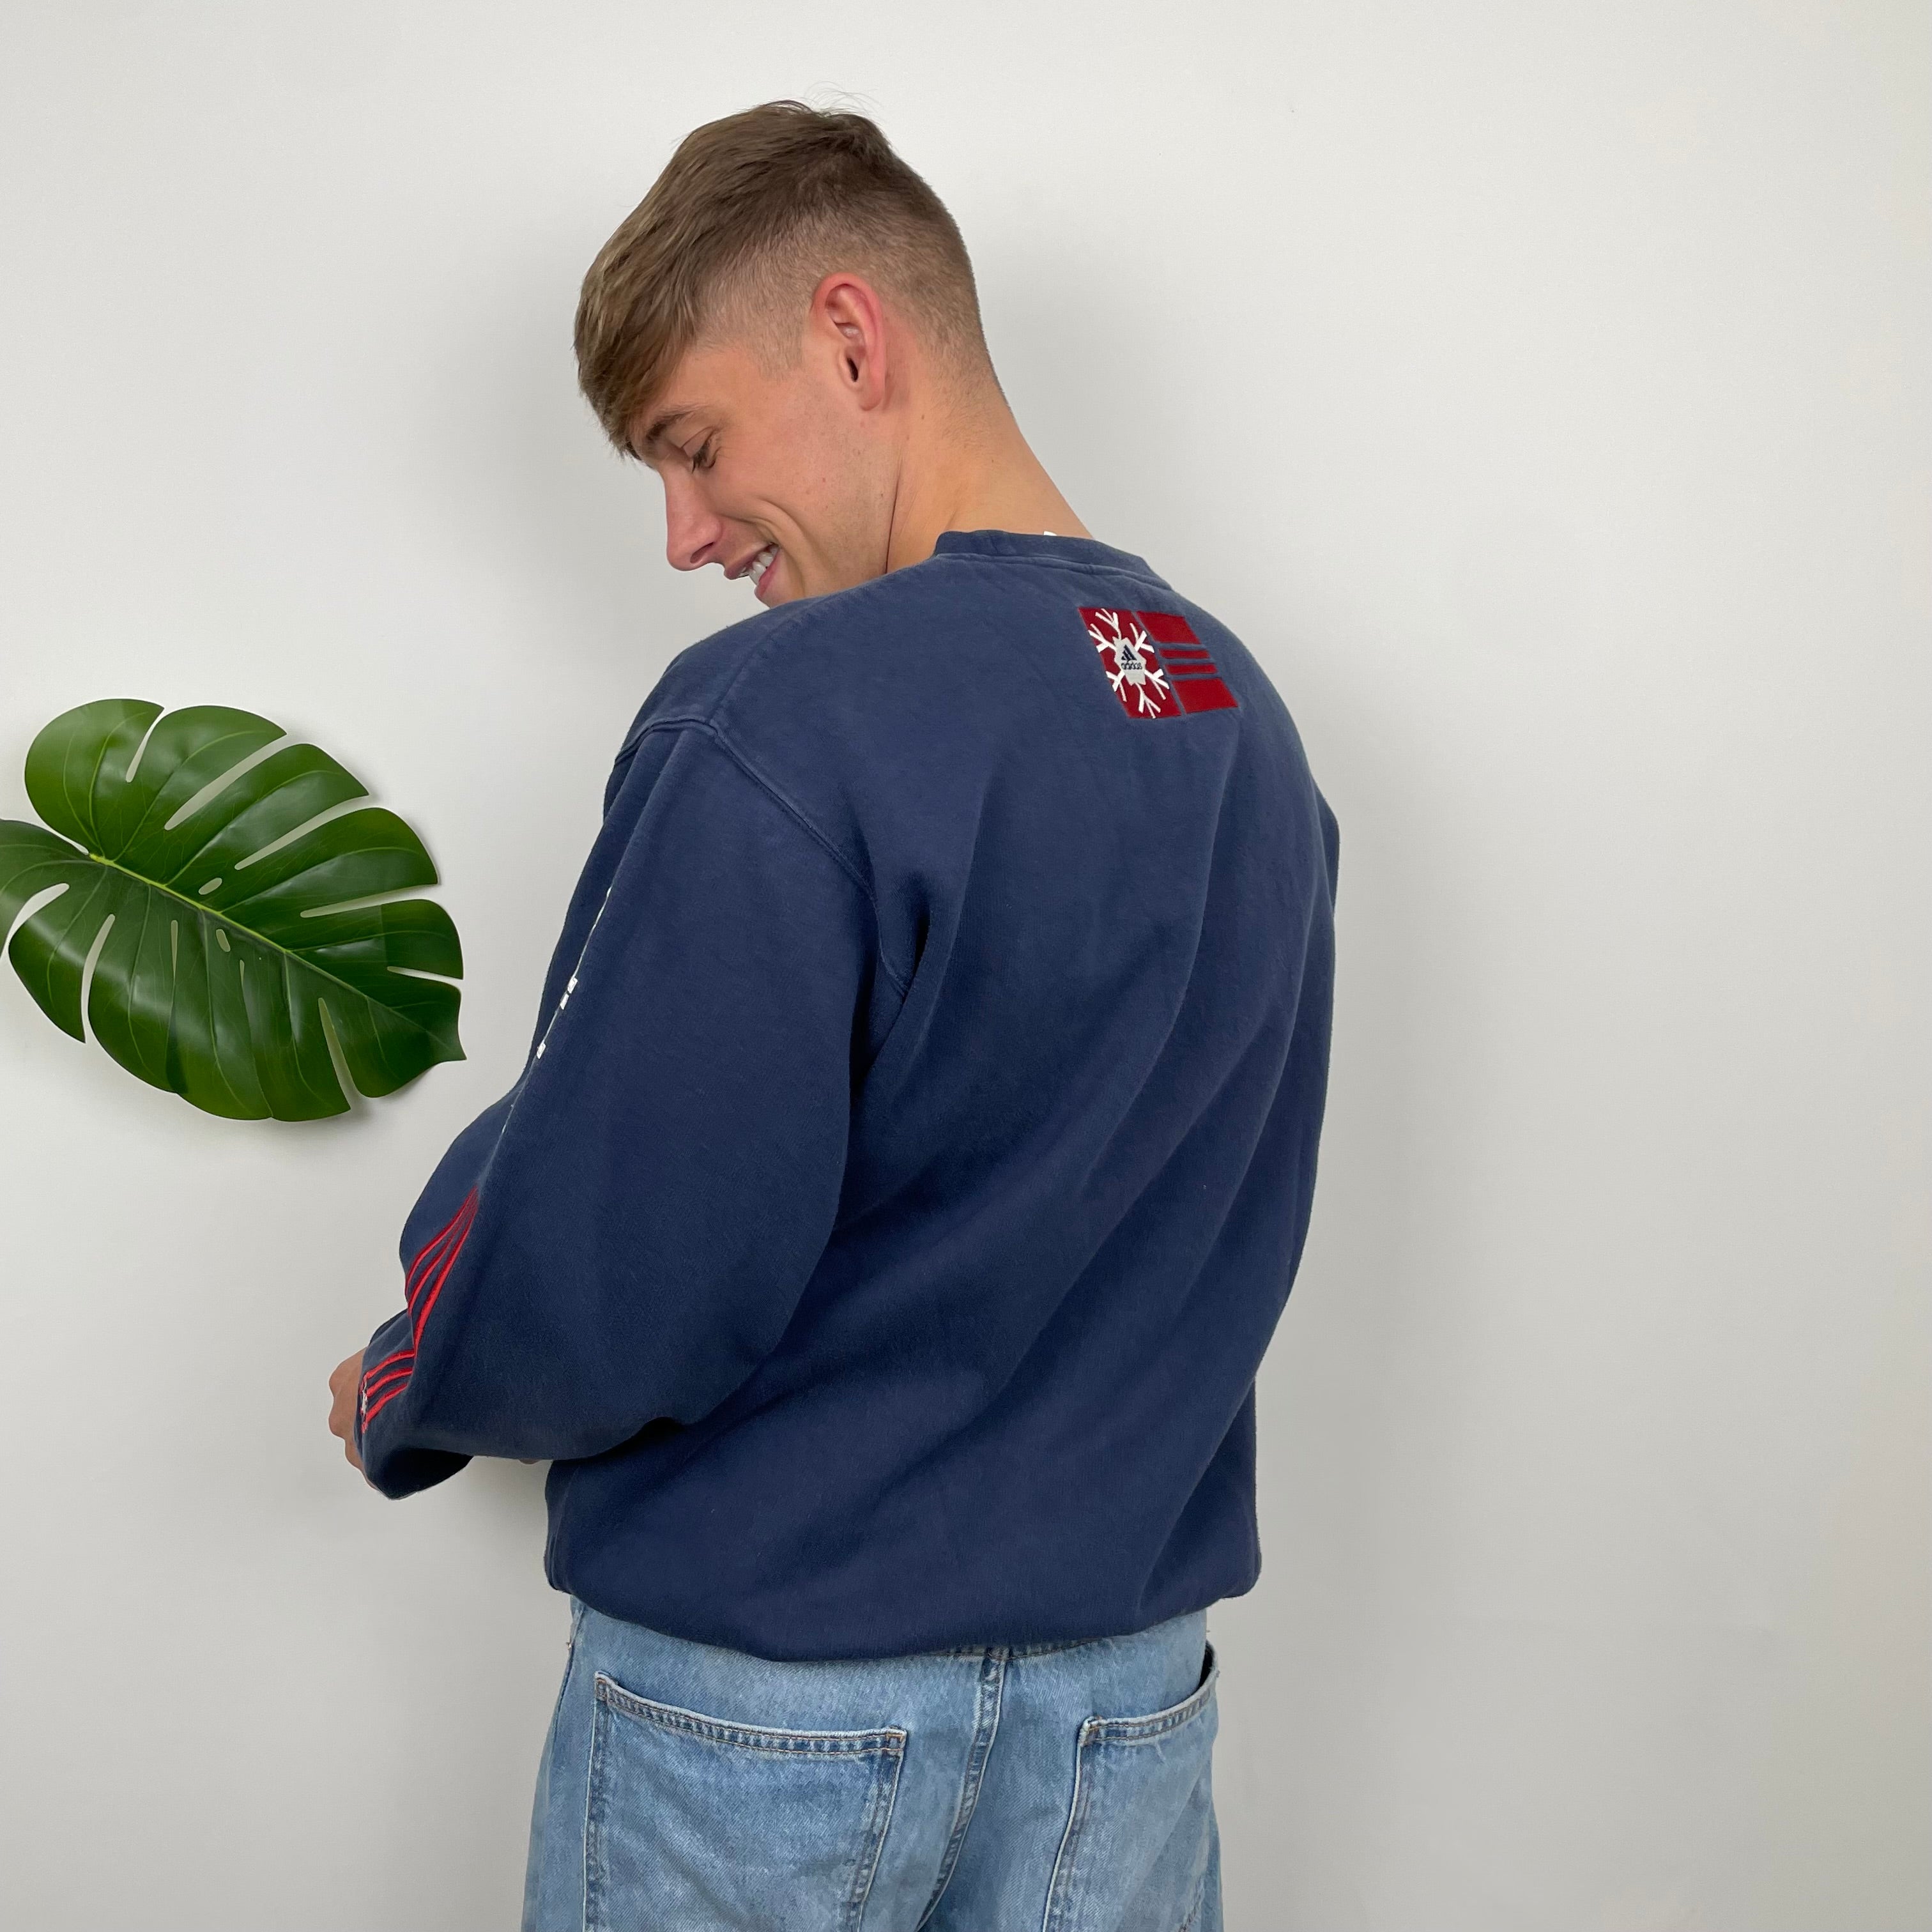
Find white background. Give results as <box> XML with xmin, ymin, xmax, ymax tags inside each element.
<box><xmin>0</xmin><ymin>4</ymin><xmax>1924</xmax><ymax>1928</ymax></box>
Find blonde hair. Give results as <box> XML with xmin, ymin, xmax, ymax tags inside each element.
<box><xmin>575</xmin><ymin>101</ymin><xmax>988</xmax><ymax>453</ymax></box>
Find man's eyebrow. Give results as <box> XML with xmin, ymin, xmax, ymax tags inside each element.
<box><xmin>634</xmin><ymin>405</ymin><xmax>699</xmax><ymax>457</ymax></box>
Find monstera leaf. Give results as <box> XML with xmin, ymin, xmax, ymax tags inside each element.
<box><xmin>0</xmin><ymin>699</ymin><xmax>463</xmax><ymax>1119</ymax></box>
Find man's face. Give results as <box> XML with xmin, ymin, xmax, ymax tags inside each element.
<box><xmin>632</xmin><ymin>332</ymin><xmax>892</xmax><ymax>608</ymax></box>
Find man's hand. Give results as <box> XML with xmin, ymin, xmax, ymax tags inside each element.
<box><xmin>328</xmin><ymin>1352</ymin><xmax>365</xmax><ymax>1473</ymax></box>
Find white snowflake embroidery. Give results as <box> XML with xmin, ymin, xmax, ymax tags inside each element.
<box><xmin>1087</xmin><ymin>608</ymin><xmax>1172</xmax><ymax>716</ymax></box>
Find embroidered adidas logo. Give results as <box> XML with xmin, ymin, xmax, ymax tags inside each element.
<box><xmin>1082</xmin><ymin>608</ymin><xmax>1239</xmax><ymax>719</ymax></box>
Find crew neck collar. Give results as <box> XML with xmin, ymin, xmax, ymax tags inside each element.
<box><xmin>930</xmin><ymin>528</ymin><xmax>1162</xmax><ymax>585</ymax></box>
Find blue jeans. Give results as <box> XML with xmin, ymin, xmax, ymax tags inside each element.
<box><xmin>525</xmin><ymin>1600</ymin><xmax>1222</xmax><ymax>1931</ymax></box>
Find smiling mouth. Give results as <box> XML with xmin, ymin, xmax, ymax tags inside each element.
<box><xmin>744</xmin><ymin>543</ymin><xmax>778</xmax><ymax>588</ymax></box>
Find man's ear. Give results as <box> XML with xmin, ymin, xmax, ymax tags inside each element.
<box><xmin>810</xmin><ymin>273</ymin><xmax>891</xmax><ymax>413</ymax></box>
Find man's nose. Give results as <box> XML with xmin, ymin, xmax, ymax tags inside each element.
<box><xmin>662</xmin><ymin>477</ymin><xmax>725</xmax><ymax>573</ymax></box>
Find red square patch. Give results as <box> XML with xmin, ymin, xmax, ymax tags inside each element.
<box><xmin>1081</xmin><ymin>608</ymin><xmax>1239</xmax><ymax>718</ymax></box>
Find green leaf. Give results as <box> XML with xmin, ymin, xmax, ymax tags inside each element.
<box><xmin>0</xmin><ymin>699</ymin><xmax>463</xmax><ymax>1120</ymax></box>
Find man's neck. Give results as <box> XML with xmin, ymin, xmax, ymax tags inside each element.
<box><xmin>882</xmin><ymin>388</ymin><xmax>1090</xmax><ymax>575</ymax></box>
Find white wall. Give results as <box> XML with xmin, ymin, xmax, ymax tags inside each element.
<box><xmin>0</xmin><ymin>4</ymin><xmax>1924</xmax><ymax>1928</ymax></box>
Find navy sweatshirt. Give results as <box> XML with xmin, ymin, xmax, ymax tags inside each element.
<box><xmin>357</xmin><ymin>531</ymin><xmax>1337</xmax><ymax>1662</ymax></box>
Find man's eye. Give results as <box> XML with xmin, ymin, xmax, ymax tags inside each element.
<box><xmin>689</xmin><ymin>440</ymin><xmax>717</xmax><ymax>472</ymax></box>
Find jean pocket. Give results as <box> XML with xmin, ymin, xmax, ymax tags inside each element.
<box><xmin>585</xmin><ymin>1671</ymin><xmax>905</xmax><ymax>1932</ymax></box>
<box><xmin>1043</xmin><ymin>1644</ymin><xmax>1220</xmax><ymax>1932</ymax></box>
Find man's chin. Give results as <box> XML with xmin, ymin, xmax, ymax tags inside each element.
<box><xmin>756</xmin><ymin>572</ymin><xmax>815</xmax><ymax>608</ymax></box>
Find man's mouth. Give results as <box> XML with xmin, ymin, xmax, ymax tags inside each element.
<box><xmin>745</xmin><ymin>543</ymin><xmax>778</xmax><ymax>588</ymax></box>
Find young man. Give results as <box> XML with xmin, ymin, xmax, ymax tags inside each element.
<box><xmin>328</xmin><ymin>102</ymin><xmax>1337</xmax><ymax>1932</ymax></box>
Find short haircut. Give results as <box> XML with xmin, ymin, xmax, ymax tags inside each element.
<box><xmin>575</xmin><ymin>101</ymin><xmax>989</xmax><ymax>455</ymax></box>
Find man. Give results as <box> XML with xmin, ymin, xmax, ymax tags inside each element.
<box><xmin>329</xmin><ymin>101</ymin><xmax>1337</xmax><ymax>1932</ymax></box>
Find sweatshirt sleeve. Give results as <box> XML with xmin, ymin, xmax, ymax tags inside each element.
<box><xmin>355</xmin><ymin>723</ymin><xmax>878</xmax><ymax>1499</ymax></box>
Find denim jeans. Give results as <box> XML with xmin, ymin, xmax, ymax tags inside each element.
<box><xmin>524</xmin><ymin>1600</ymin><xmax>1222</xmax><ymax>1932</ymax></box>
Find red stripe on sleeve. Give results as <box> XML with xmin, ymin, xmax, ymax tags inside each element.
<box><xmin>361</xmin><ymin>1383</ymin><xmax>408</xmax><ymax>1428</ymax></box>
<box><xmin>360</xmin><ymin>1360</ymin><xmax>416</xmax><ymax>1403</ymax></box>
<box><xmin>362</xmin><ymin>1344</ymin><xmax>416</xmax><ymax>1384</ymax></box>
<box><xmin>406</xmin><ymin>1208</ymin><xmax>469</xmax><ymax>1307</ymax></box>
<box><xmin>360</xmin><ymin>1188</ymin><xmax>480</xmax><ymax>1436</ymax></box>
<box><xmin>410</xmin><ymin>1193</ymin><xmax>478</xmax><ymax>1341</ymax></box>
